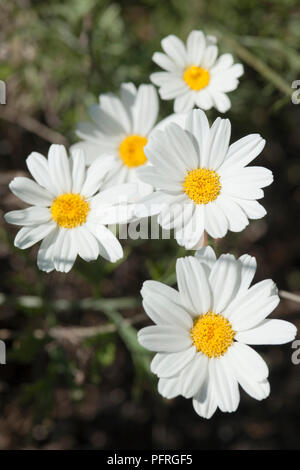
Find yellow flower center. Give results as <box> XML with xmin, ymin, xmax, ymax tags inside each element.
<box><xmin>183</xmin><ymin>168</ymin><xmax>221</xmax><ymax>204</ymax></box>
<box><xmin>119</xmin><ymin>135</ymin><xmax>148</xmax><ymax>168</ymax></box>
<box><xmin>183</xmin><ymin>65</ymin><xmax>210</xmax><ymax>90</ymax></box>
<box><xmin>191</xmin><ymin>312</ymin><xmax>235</xmax><ymax>358</ymax></box>
<box><xmin>50</xmin><ymin>193</ymin><xmax>90</xmax><ymax>229</ymax></box>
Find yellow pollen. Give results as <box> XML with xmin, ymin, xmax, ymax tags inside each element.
<box><xmin>183</xmin><ymin>65</ymin><xmax>210</xmax><ymax>90</ymax></box>
<box><xmin>191</xmin><ymin>312</ymin><xmax>235</xmax><ymax>358</ymax></box>
<box><xmin>50</xmin><ymin>193</ymin><xmax>90</xmax><ymax>229</ymax></box>
<box><xmin>183</xmin><ymin>168</ymin><xmax>221</xmax><ymax>204</ymax></box>
<box><xmin>119</xmin><ymin>135</ymin><xmax>148</xmax><ymax>168</ymax></box>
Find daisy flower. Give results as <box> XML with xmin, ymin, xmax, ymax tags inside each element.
<box><xmin>5</xmin><ymin>144</ymin><xmax>138</xmax><ymax>273</ymax></box>
<box><xmin>72</xmin><ymin>82</ymin><xmax>160</xmax><ymax>194</ymax></box>
<box><xmin>136</xmin><ymin>109</ymin><xmax>273</xmax><ymax>249</ymax></box>
<box><xmin>150</xmin><ymin>30</ymin><xmax>243</xmax><ymax>113</ymax></box>
<box><xmin>138</xmin><ymin>247</ymin><xmax>297</xmax><ymax>419</ymax></box>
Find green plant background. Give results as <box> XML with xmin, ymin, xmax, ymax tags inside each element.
<box><xmin>0</xmin><ymin>0</ymin><xmax>299</xmax><ymax>450</ymax></box>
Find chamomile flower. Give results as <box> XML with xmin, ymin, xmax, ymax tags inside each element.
<box><xmin>151</xmin><ymin>30</ymin><xmax>243</xmax><ymax>113</ymax></box>
<box><xmin>5</xmin><ymin>145</ymin><xmax>137</xmax><ymax>273</ymax></box>
<box><xmin>138</xmin><ymin>247</ymin><xmax>297</xmax><ymax>419</ymax></box>
<box><xmin>72</xmin><ymin>82</ymin><xmax>160</xmax><ymax>194</ymax></box>
<box><xmin>136</xmin><ymin>109</ymin><xmax>273</xmax><ymax>249</ymax></box>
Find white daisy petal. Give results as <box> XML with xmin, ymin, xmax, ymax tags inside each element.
<box><xmin>220</xmin><ymin>134</ymin><xmax>266</xmax><ymax>174</ymax></box>
<box><xmin>221</xmin><ymin>178</ymin><xmax>265</xmax><ymax>200</ymax></box>
<box><xmin>141</xmin><ymin>280</ymin><xmax>181</xmax><ymax>306</ymax></box>
<box><xmin>26</xmin><ymin>152</ymin><xmax>56</xmax><ymax>195</ymax></box>
<box><xmin>169</xmin><ymin>200</ymin><xmax>194</xmax><ymax>234</ymax></box>
<box><xmin>203</xmin><ymin>201</ymin><xmax>228</xmax><ymax>239</ymax></box>
<box><xmin>202</xmin><ymin>45</ymin><xmax>218</xmax><ymax>68</ymax></box>
<box><xmin>132</xmin><ymin>85</ymin><xmax>159</xmax><ymax>136</ymax></box>
<box><xmin>164</xmin><ymin>123</ymin><xmax>199</xmax><ymax>169</ymax></box>
<box><xmin>138</xmin><ymin>166</ymin><xmax>182</xmax><ymax>194</ymax></box>
<box><xmin>180</xmin><ymin>353</ymin><xmax>208</xmax><ymax>398</ymax></box>
<box><xmin>14</xmin><ymin>222</ymin><xmax>56</xmax><ymax>250</ymax></box>
<box><xmin>210</xmin><ymin>90</ymin><xmax>231</xmax><ymax>113</ymax></box>
<box><xmin>145</xmin><ymin>130</ymin><xmax>188</xmax><ymax>177</ymax></box>
<box><xmin>153</xmin><ymin>112</ymin><xmax>187</xmax><ymax>133</ymax></box>
<box><xmin>151</xmin><ymin>347</ymin><xmax>196</xmax><ymax>378</ymax></box>
<box><xmin>90</xmin><ymin>183</ymin><xmax>138</xmax><ymax>209</ymax></box>
<box><xmin>70</xmin><ymin>148</ymin><xmax>86</xmax><ymax>194</ymax></box>
<box><xmin>161</xmin><ymin>34</ymin><xmax>187</xmax><ymax>68</ymax></box>
<box><xmin>138</xmin><ymin>325</ymin><xmax>192</xmax><ymax>353</ymax></box>
<box><xmin>139</xmin><ymin>155</ymin><xmax>172</xmax><ymax>186</ymax></box>
<box><xmin>233</xmin><ymin>198</ymin><xmax>267</xmax><ymax>220</ymax></box>
<box><xmin>37</xmin><ymin>228</ymin><xmax>59</xmax><ymax>273</ymax></box>
<box><xmin>226</xmin><ymin>280</ymin><xmax>280</xmax><ymax>331</ymax></box>
<box><xmin>53</xmin><ymin>228</ymin><xmax>78</xmax><ymax>273</ymax></box>
<box><xmin>207</xmin><ymin>117</ymin><xmax>231</xmax><ymax>170</ymax></box>
<box><xmin>195</xmin><ymin>89</ymin><xmax>213</xmax><ymax>110</ymax></box>
<box><xmin>176</xmin><ymin>256</ymin><xmax>211</xmax><ymax>315</ymax></box>
<box><xmin>216</xmin><ymin>195</ymin><xmax>249</xmax><ymax>232</ymax></box>
<box><xmin>175</xmin><ymin>205</ymin><xmax>204</xmax><ymax>249</ymax></box>
<box><xmin>158</xmin><ymin>377</ymin><xmax>181</xmax><ymax>399</ymax></box>
<box><xmin>120</xmin><ymin>82</ymin><xmax>137</xmax><ymax>108</ymax></box>
<box><xmin>81</xmin><ymin>155</ymin><xmax>116</xmax><ymax>197</ymax></box>
<box><xmin>186</xmin><ymin>30</ymin><xmax>206</xmax><ymax>65</ymax></box>
<box><xmin>87</xmin><ymin>223</ymin><xmax>123</xmax><ymax>263</ymax></box>
<box><xmin>210</xmin><ymin>76</ymin><xmax>239</xmax><ymax>93</ymax></box>
<box><xmin>5</xmin><ymin>206</ymin><xmax>51</xmax><ymax>226</ymax></box>
<box><xmin>150</xmin><ymin>72</ymin><xmax>175</xmax><ymax>87</ymax></box>
<box><xmin>142</xmin><ymin>295</ymin><xmax>193</xmax><ymax>330</ymax></box>
<box><xmin>95</xmin><ymin>204</ymin><xmax>134</xmax><ymax>225</ymax></box>
<box><xmin>193</xmin><ymin>377</ymin><xmax>217</xmax><ymax>419</ymax></box>
<box><xmin>70</xmin><ymin>141</ymin><xmax>104</xmax><ymax>165</ymax></box>
<box><xmin>185</xmin><ymin>109</ymin><xmax>209</xmax><ymax>167</ymax></box>
<box><xmin>241</xmin><ymin>378</ymin><xmax>271</xmax><ymax>402</ymax></box>
<box><xmin>153</xmin><ymin>74</ymin><xmax>188</xmax><ymax>98</ymax></box>
<box><xmin>210</xmin><ymin>356</ymin><xmax>240</xmax><ymax>412</ymax></box>
<box><xmin>134</xmin><ymin>191</ymin><xmax>173</xmax><ymax>218</ymax></box>
<box><xmin>235</xmin><ymin>319</ymin><xmax>297</xmax><ymax>345</ymax></box>
<box><xmin>9</xmin><ymin>177</ymin><xmax>53</xmax><ymax>207</ymax></box>
<box><xmin>133</xmin><ymin>180</ymin><xmax>153</xmax><ymax>200</ymax></box>
<box><xmin>195</xmin><ymin>246</ymin><xmax>217</xmax><ymax>271</ymax></box>
<box><xmin>227</xmin><ymin>166</ymin><xmax>273</xmax><ymax>188</ymax></box>
<box><xmin>236</xmin><ymin>254</ymin><xmax>257</xmax><ymax>295</ymax></box>
<box><xmin>227</xmin><ymin>349</ymin><xmax>271</xmax><ymax>401</ymax></box>
<box><xmin>227</xmin><ymin>342</ymin><xmax>269</xmax><ymax>381</ymax></box>
<box><xmin>209</xmin><ymin>254</ymin><xmax>240</xmax><ymax>313</ymax></box>
<box><xmin>99</xmin><ymin>92</ymin><xmax>131</xmax><ymax>134</ymax></box>
<box><xmin>211</xmin><ymin>65</ymin><xmax>244</xmax><ymax>91</ymax></box>
<box><xmin>76</xmin><ymin>121</ymin><xmax>106</xmax><ymax>144</ymax></box>
<box><xmin>87</xmin><ymin>104</ymin><xmax>125</xmax><ymax>136</ymax></box>
<box><xmin>224</xmin><ymin>63</ymin><xmax>244</xmax><ymax>79</ymax></box>
<box><xmin>190</xmin><ymin>233</ymin><xmax>205</xmax><ymax>250</ymax></box>
<box><xmin>101</xmin><ymin>162</ymin><xmax>129</xmax><ymax>188</ymax></box>
<box><xmin>158</xmin><ymin>197</ymin><xmax>190</xmax><ymax>230</ymax></box>
<box><xmin>48</xmin><ymin>144</ymin><xmax>72</xmax><ymax>194</ymax></box>
<box><xmin>152</xmin><ymin>52</ymin><xmax>179</xmax><ymax>73</ymax></box>
<box><xmin>210</xmin><ymin>53</ymin><xmax>234</xmax><ymax>74</ymax></box>
<box><xmin>74</xmin><ymin>226</ymin><xmax>99</xmax><ymax>262</ymax></box>
<box><xmin>174</xmin><ymin>91</ymin><xmax>196</xmax><ymax>113</ymax></box>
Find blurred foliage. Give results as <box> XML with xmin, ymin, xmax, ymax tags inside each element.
<box><xmin>1</xmin><ymin>0</ymin><xmax>300</xmax><ymax>144</ymax></box>
<box><xmin>0</xmin><ymin>0</ymin><xmax>300</xmax><ymax>450</ymax></box>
